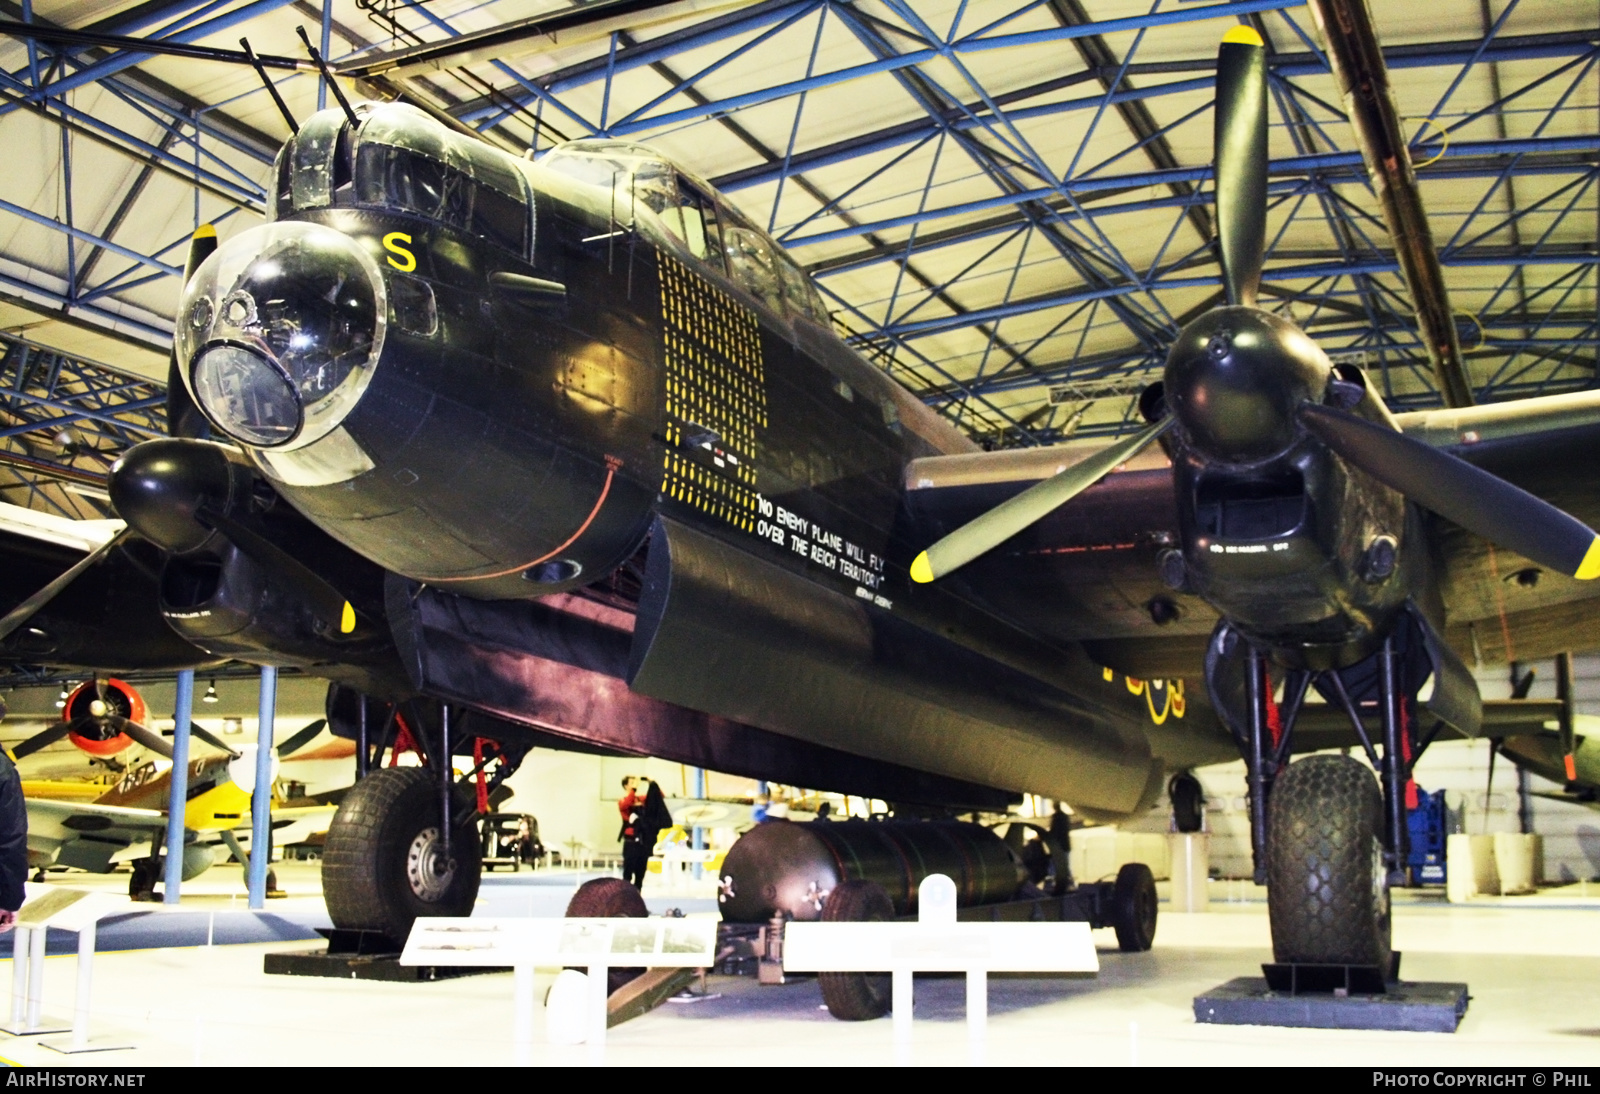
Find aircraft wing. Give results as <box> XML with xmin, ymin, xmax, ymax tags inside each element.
<box><xmin>903</xmin><ymin>441</ymin><xmax>1213</xmax><ymax>680</ymax></box>
<box><xmin>905</xmin><ymin>392</ymin><xmax>1600</xmax><ymax>679</ymax></box>
<box><xmin>1396</xmin><ymin>392</ymin><xmax>1600</xmax><ymax>664</ymax></box>
<box><xmin>25</xmin><ymin>795</ymin><xmax>164</xmax><ymax>873</ymax></box>
<box><xmin>268</xmin><ymin>802</ymin><xmax>339</xmax><ymax>845</ymax></box>
<box><xmin>0</xmin><ymin>501</ymin><xmax>212</xmax><ymax>670</ymax></box>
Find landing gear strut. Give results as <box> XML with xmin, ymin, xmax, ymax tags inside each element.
<box><xmin>1206</xmin><ymin>621</ymin><xmax>1444</xmax><ymax>972</ymax></box>
<box><xmin>321</xmin><ymin>698</ymin><xmax>521</xmax><ymax>945</ymax></box>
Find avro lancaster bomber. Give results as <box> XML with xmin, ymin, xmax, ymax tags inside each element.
<box><xmin>3</xmin><ymin>16</ymin><xmax>1598</xmax><ymax>975</ymax></box>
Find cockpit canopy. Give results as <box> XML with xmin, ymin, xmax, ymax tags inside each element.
<box><xmin>273</xmin><ymin>105</ymin><xmax>531</xmax><ymax>257</ymax></box>
<box><xmin>539</xmin><ymin>139</ymin><xmax>829</xmax><ymax>324</ymax></box>
<box><xmin>271</xmin><ymin>108</ymin><xmax>826</xmax><ymax>325</ymax></box>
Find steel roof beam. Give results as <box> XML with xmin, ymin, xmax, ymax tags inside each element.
<box><xmin>0</xmin><ymin>266</ymin><xmax>172</xmax><ymax>345</ymax></box>
<box><xmin>0</xmin><ymin>75</ymin><xmax>265</xmax><ymax>207</ymax></box>
<box><xmin>868</xmin><ymin>249</ymin><xmax>1598</xmax><ymax>343</ymax></box>
<box><xmin>709</xmin><ymin>30</ymin><xmax>1596</xmax><ymax>193</ymax></box>
<box><xmin>4</xmin><ymin>0</ymin><xmax>298</xmax><ymax>105</ymax></box>
<box><xmin>788</xmin><ymin>134</ymin><xmax>1598</xmax><ymax>253</ymax></box>
<box><xmin>1307</xmin><ymin>0</ymin><xmax>1472</xmax><ymax>407</ymax></box>
<box><xmin>456</xmin><ymin>0</ymin><xmax>1309</xmax><ymax>136</ymax></box>
<box><xmin>828</xmin><ymin>1</ymin><xmax>1167</xmax><ymax>399</ymax></box>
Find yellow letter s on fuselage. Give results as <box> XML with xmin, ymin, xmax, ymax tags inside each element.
<box><xmin>383</xmin><ymin>232</ymin><xmax>416</xmax><ymax>272</ymax></box>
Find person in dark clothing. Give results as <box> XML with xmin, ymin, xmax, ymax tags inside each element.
<box><xmin>618</xmin><ymin>777</ymin><xmax>674</xmax><ymax>890</ymax></box>
<box><xmin>0</xmin><ymin>750</ymin><xmax>28</xmax><ymax>927</ymax></box>
<box><xmin>618</xmin><ymin>776</ymin><xmax>650</xmax><ymax>890</ymax></box>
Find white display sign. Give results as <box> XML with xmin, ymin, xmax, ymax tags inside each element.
<box><xmin>783</xmin><ymin>920</ymin><xmax>1097</xmax><ymax>973</ymax></box>
<box><xmin>400</xmin><ymin>916</ymin><xmax>718</xmax><ymax>969</ymax></box>
<box><xmin>780</xmin><ymin>874</ymin><xmax>1100</xmax><ymax>1057</ymax></box>
<box><xmin>400</xmin><ymin>916</ymin><xmax>719</xmax><ymax>1054</ymax></box>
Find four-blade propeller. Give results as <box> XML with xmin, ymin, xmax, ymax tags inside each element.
<box><xmin>912</xmin><ymin>25</ymin><xmax>1600</xmax><ymax>587</ymax></box>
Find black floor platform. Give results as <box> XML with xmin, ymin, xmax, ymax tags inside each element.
<box><xmin>263</xmin><ymin>928</ymin><xmax>500</xmax><ymax>982</ymax></box>
<box><xmin>1194</xmin><ymin>977</ymin><xmax>1469</xmax><ymax>1033</ymax></box>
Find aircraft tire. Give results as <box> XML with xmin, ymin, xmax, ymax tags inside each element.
<box><xmin>127</xmin><ymin>858</ymin><xmax>158</xmax><ymax>900</ymax></box>
<box><xmin>1267</xmin><ymin>754</ymin><xmax>1391</xmax><ymax>968</ymax></box>
<box><xmin>1111</xmin><ymin>862</ymin><xmax>1158</xmax><ymax>951</ymax></box>
<box><xmin>817</xmin><ymin>880</ymin><xmax>894</xmax><ymax>1021</ymax></box>
<box><xmin>565</xmin><ymin>879</ymin><xmax>648</xmax><ymax>994</ymax></box>
<box><xmin>322</xmin><ymin>767</ymin><xmax>482</xmax><ymax>944</ymax></box>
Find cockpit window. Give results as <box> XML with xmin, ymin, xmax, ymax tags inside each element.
<box><xmin>667</xmin><ymin>179</ymin><xmax>725</xmax><ymax>272</ymax></box>
<box><xmin>356</xmin><ymin>143</ymin><xmax>529</xmax><ymax>254</ymax></box>
<box><xmin>353</xmin><ymin>104</ymin><xmax>531</xmax><ymax>256</ymax></box>
<box><xmin>291</xmin><ymin>110</ymin><xmax>344</xmax><ymax>211</ymax></box>
<box><xmin>541</xmin><ymin>138</ymin><xmax>826</xmax><ymax>320</ymax></box>
<box><xmin>722</xmin><ymin>223</ymin><xmax>783</xmax><ymax>315</ymax></box>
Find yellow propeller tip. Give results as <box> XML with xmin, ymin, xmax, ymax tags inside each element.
<box><xmin>1575</xmin><ymin>538</ymin><xmax>1600</xmax><ymax>581</ymax></box>
<box><xmin>340</xmin><ymin>602</ymin><xmax>356</xmax><ymax>634</ymax></box>
<box><xmin>909</xmin><ymin>552</ymin><xmax>935</xmax><ymax>584</ymax></box>
<box><xmin>1222</xmin><ymin>25</ymin><xmax>1264</xmax><ymax>47</ymax></box>
<box><xmin>193</xmin><ymin>223</ymin><xmax>217</xmax><ymax>239</ymax></box>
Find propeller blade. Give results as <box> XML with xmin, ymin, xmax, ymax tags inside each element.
<box><xmin>168</xmin><ymin>225</ymin><xmax>218</xmax><ymax>439</ymax></box>
<box><xmin>1299</xmin><ymin>403</ymin><xmax>1600</xmax><ymax>580</ymax></box>
<box><xmin>197</xmin><ymin>506</ymin><xmax>357</xmax><ymax>635</ymax></box>
<box><xmin>1214</xmin><ymin>25</ymin><xmax>1268</xmax><ymax>307</ymax></box>
<box><xmin>105</xmin><ymin>715</ymin><xmax>175</xmax><ymax>760</ymax></box>
<box><xmin>911</xmin><ymin>417</ymin><xmax>1173</xmax><ymax>583</ymax></box>
<box><xmin>276</xmin><ymin>719</ymin><xmax>327</xmax><ymax>758</ymax></box>
<box><xmin>9</xmin><ymin>721</ymin><xmax>75</xmax><ymax>761</ymax></box>
<box><xmin>0</xmin><ymin>528</ymin><xmax>131</xmax><ymax>643</ymax></box>
<box><xmin>185</xmin><ymin>722</ymin><xmax>241</xmax><ymax>759</ymax></box>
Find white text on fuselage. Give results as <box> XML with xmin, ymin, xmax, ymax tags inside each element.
<box><xmin>756</xmin><ymin>500</ymin><xmax>890</xmax><ymax>605</ymax></box>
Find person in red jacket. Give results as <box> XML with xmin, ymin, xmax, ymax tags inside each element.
<box><xmin>618</xmin><ymin>776</ymin><xmax>649</xmax><ymax>890</ymax></box>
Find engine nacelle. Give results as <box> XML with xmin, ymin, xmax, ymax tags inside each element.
<box><xmin>1168</xmin><ymin>437</ymin><xmax>1418</xmax><ymax>669</ymax></box>
<box><xmin>1158</xmin><ymin>306</ymin><xmax>1425</xmax><ymax>669</ymax></box>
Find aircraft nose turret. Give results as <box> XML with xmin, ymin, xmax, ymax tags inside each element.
<box><xmin>1164</xmin><ymin>306</ymin><xmax>1330</xmax><ymax>464</ymax></box>
<box><xmin>174</xmin><ymin>220</ymin><xmax>389</xmax><ymax>451</ymax></box>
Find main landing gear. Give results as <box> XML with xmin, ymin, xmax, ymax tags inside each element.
<box><xmin>321</xmin><ymin>697</ymin><xmax>520</xmax><ymax>946</ymax></box>
<box><xmin>1205</xmin><ymin>620</ymin><xmax>1447</xmax><ymax>982</ymax></box>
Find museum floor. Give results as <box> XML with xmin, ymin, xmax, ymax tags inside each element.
<box><xmin>0</xmin><ymin>865</ymin><xmax>1596</xmax><ymax>1068</ymax></box>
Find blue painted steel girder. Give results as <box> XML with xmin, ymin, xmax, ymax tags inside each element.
<box><xmin>789</xmin><ymin>136</ymin><xmax>1599</xmax><ymax>253</ymax></box>
<box><xmin>708</xmin><ymin>32</ymin><xmax>1598</xmax><ymax>194</ymax></box>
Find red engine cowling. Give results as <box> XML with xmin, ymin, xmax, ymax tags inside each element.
<box><xmin>61</xmin><ymin>678</ymin><xmax>146</xmax><ymax>756</ymax></box>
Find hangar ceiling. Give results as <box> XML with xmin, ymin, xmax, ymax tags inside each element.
<box><xmin>0</xmin><ymin>0</ymin><xmax>1593</xmax><ymax>516</ymax></box>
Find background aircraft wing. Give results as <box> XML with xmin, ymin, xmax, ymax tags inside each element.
<box><xmin>0</xmin><ymin>500</ymin><xmax>213</xmax><ymax>670</ymax></box>
<box><xmin>25</xmin><ymin>795</ymin><xmax>165</xmax><ymax>873</ymax></box>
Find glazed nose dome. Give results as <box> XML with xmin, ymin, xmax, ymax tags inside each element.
<box><xmin>176</xmin><ymin>220</ymin><xmax>388</xmax><ymax>450</ymax></box>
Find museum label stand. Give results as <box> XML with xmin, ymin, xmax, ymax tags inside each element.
<box><xmin>782</xmin><ymin>874</ymin><xmax>1099</xmax><ymax>1060</ymax></box>
<box><xmin>401</xmin><ymin>914</ymin><xmax>719</xmax><ymax>1057</ymax></box>
<box><xmin>2</xmin><ymin>888</ymin><xmax>132</xmax><ymax>1052</ymax></box>
<box><xmin>265</xmin><ymin>927</ymin><xmax>499</xmax><ymax>981</ymax></box>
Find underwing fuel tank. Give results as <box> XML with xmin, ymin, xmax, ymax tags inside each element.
<box><xmin>717</xmin><ymin>819</ymin><xmax>1025</xmax><ymax>923</ymax></box>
